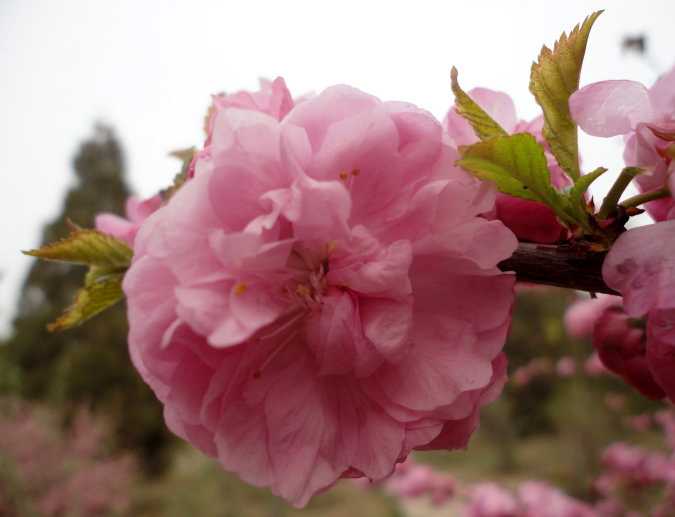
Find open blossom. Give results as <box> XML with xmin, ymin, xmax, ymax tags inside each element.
<box><xmin>124</xmin><ymin>81</ymin><xmax>517</xmax><ymax>506</ymax></box>
<box><xmin>570</xmin><ymin>65</ymin><xmax>675</xmax><ymax>220</ymax></box>
<box><xmin>603</xmin><ymin>220</ymin><xmax>675</xmax><ymax>403</ymax></box>
<box><xmin>444</xmin><ymin>88</ymin><xmax>570</xmax><ymax>243</ymax></box>
<box><xmin>95</xmin><ymin>195</ymin><xmax>162</xmax><ymax>246</ymax></box>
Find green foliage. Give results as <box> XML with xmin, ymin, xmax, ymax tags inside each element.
<box><xmin>450</xmin><ymin>67</ymin><xmax>508</xmax><ymax>140</ymax></box>
<box><xmin>457</xmin><ymin>133</ymin><xmax>578</xmax><ymax>226</ymax></box>
<box><xmin>24</xmin><ymin>230</ymin><xmax>131</xmax><ymax>331</ymax></box>
<box><xmin>4</xmin><ymin>126</ymin><xmax>174</xmax><ymax>474</ymax></box>
<box><xmin>457</xmin><ymin>134</ymin><xmax>607</xmax><ymax>232</ymax></box>
<box><xmin>569</xmin><ymin>167</ymin><xmax>606</xmax><ymax>209</ymax></box>
<box><xmin>24</xmin><ymin>229</ymin><xmax>132</xmax><ymax>269</ymax></box>
<box><xmin>529</xmin><ymin>11</ymin><xmax>603</xmax><ymax>181</ymax></box>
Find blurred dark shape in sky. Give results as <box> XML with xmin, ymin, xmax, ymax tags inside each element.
<box><xmin>0</xmin><ymin>126</ymin><xmax>174</xmax><ymax>475</ymax></box>
<box><xmin>622</xmin><ymin>34</ymin><xmax>647</xmax><ymax>55</ymax></box>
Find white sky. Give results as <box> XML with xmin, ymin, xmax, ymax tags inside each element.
<box><xmin>1</xmin><ymin>0</ymin><xmax>674</xmax><ymax>335</ymax></box>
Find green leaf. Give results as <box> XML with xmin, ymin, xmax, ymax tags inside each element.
<box><xmin>162</xmin><ymin>147</ymin><xmax>195</xmax><ymax>200</ymax></box>
<box><xmin>529</xmin><ymin>10</ymin><xmax>603</xmax><ymax>181</ymax></box>
<box><xmin>23</xmin><ymin>229</ymin><xmax>132</xmax><ymax>331</ymax></box>
<box><xmin>569</xmin><ymin>167</ymin><xmax>607</xmax><ymax>205</ymax></box>
<box><xmin>23</xmin><ymin>229</ymin><xmax>132</xmax><ymax>269</ymax></box>
<box><xmin>450</xmin><ymin>67</ymin><xmax>508</xmax><ymax>141</ymax></box>
<box><xmin>47</xmin><ymin>267</ymin><xmax>125</xmax><ymax>332</ymax></box>
<box><xmin>458</xmin><ymin>133</ymin><xmax>582</xmax><ymax>227</ymax></box>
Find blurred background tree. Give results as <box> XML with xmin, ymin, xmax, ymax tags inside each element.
<box><xmin>0</xmin><ymin>125</ymin><xmax>174</xmax><ymax>475</ymax></box>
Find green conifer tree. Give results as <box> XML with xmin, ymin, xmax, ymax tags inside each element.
<box><xmin>2</xmin><ymin>125</ymin><xmax>173</xmax><ymax>474</ymax></box>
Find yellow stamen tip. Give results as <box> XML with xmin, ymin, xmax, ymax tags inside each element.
<box><xmin>351</xmin><ymin>168</ymin><xmax>360</xmax><ymax>176</ymax></box>
<box><xmin>339</xmin><ymin>171</ymin><xmax>349</xmax><ymax>181</ymax></box>
<box><xmin>233</xmin><ymin>282</ymin><xmax>248</xmax><ymax>296</ymax></box>
<box><xmin>295</xmin><ymin>284</ymin><xmax>310</xmax><ymax>297</ymax></box>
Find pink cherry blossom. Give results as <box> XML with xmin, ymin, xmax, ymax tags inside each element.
<box><xmin>95</xmin><ymin>194</ymin><xmax>162</xmax><ymax>246</ymax></box>
<box><xmin>555</xmin><ymin>357</ymin><xmax>576</xmax><ymax>377</ymax></box>
<box><xmin>603</xmin><ymin>219</ymin><xmax>675</xmax><ymax>402</ymax></box>
<box><xmin>465</xmin><ymin>482</ymin><xmax>519</xmax><ymax>517</ymax></box>
<box><xmin>444</xmin><ymin>88</ymin><xmax>570</xmax><ymax>243</ymax></box>
<box><xmin>189</xmin><ymin>77</ymin><xmax>296</xmax><ymax>178</ymax></box>
<box><xmin>517</xmin><ymin>481</ymin><xmax>594</xmax><ymax>517</ymax></box>
<box><xmin>570</xmin><ymin>65</ymin><xmax>675</xmax><ymax>221</ymax></box>
<box><xmin>124</xmin><ymin>81</ymin><xmax>517</xmax><ymax>506</ymax></box>
<box><xmin>564</xmin><ymin>294</ymin><xmax>622</xmax><ymax>339</ymax></box>
<box><xmin>382</xmin><ymin>458</ymin><xmax>455</xmax><ymax>506</ymax></box>
<box><xmin>584</xmin><ymin>352</ymin><xmax>608</xmax><ymax>376</ymax></box>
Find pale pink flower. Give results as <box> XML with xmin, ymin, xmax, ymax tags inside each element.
<box><xmin>555</xmin><ymin>357</ymin><xmax>576</xmax><ymax>377</ymax></box>
<box><xmin>603</xmin><ymin>219</ymin><xmax>675</xmax><ymax>402</ymax></box>
<box><xmin>570</xmin><ymin>65</ymin><xmax>675</xmax><ymax>220</ymax></box>
<box><xmin>95</xmin><ymin>195</ymin><xmax>162</xmax><ymax>246</ymax></box>
<box><xmin>584</xmin><ymin>353</ymin><xmax>607</xmax><ymax>376</ymax></box>
<box><xmin>384</xmin><ymin>460</ymin><xmax>455</xmax><ymax>505</ymax></box>
<box><xmin>124</xmin><ymin>82</ymin><xmax>517</xmax><ymax>506</ymax></box>
<box><xmin>625</xmin><ymin>414</ymin><xmax>652</xmax><ymax>433</ymax></box>
<box><xmin>444</xmin><ymin>88</ymin><xmax>570</xmax><ymax>243</ymax></box>
<box><xmin>465</xmin><ymin>482</ymin><xmax>519</xmax><ymax>517</ymax></box>
<box><xmin>518</xmin><ymin>481</ymin><xmax>594</xmax><ymax>517</ymax></box>
<box><xmin>563</xmin><ymin>294</ymin><xmax>622</xmax><ymax>339</ymax></box>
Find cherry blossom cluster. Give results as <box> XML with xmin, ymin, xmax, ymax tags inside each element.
<box><xmin>356</xmin><ymin>410</ymin><xmax>675</xmax><ymax>516</ymax></box>
<box><xmin>0</xmin><ymin>400</ymin><xmax>136</xmax><ymax>516</ymax></box>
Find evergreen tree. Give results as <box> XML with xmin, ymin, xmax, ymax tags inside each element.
<box><xmin>2</xmin><ymin>125</ymin><xmax>173</xmax><ymax>474</ymax></box>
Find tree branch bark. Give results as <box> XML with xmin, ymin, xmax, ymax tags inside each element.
<box><xmin>498</xmin><ymin>242</ymin><xmax>618</xmax><ymax>295</ymax></box>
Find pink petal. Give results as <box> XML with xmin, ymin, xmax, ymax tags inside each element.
<box><xmin>570</xmin><ymin>80</ymin><xmax>653</xmax><ymax>137</ymax></box>
<box><xmin>360</xmin><ymin>297</ymin><xmax>413</xmax><ymax>361</ymax></box>
<box><xmin>602</xmin><ymin>220</ymin><xmax>675</xmax><ymax>316</ymax></box>
<box><xmin>648</xmin><ymin>65</ymin><xmax>675</xmax><ymax>116</ymax></box>
<box><xmin>444</xmin><ymin>88</ymin><xmax>517</xmax><ymax>146</ymax></box>
<box><xmin>94</xmin><ymin>213</ymin><xmax>136</xmax><ymax>245</ymax></box>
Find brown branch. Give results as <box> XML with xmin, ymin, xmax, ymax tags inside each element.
<box><xmin>498</xmin><ymin>242</ymin><xmax>618</xmax><ymax>295</ymax></box>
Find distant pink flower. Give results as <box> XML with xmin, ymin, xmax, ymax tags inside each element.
<box><xmin>570</xmin><ymin>66</ymin><xmax>675</xmax><ymax>220</ymax></box>
<box><xmin>625</xmin><ymin>414</ymin><xmax>653</xmax><ymax>433</ymax></box>
<box><xmin>603</xmin><ymin>220</ymin><xmax>675</xmax><ymax>402</ymax></box>
<box><xmin>384</xmin><ymin>459</ymin><xmax>455</xmax><ymax>506</ymax></box>
<box><xmin>125</xmin><ymin>82</ymin><xmax>517</xmax><ymax>506</ymax></box>
<box><xmin>584</xmin><ymin>353</ymin><xmax>607</xmax><ymax>376</ymax></box>
<box><xmin>444</xmin><ymin>88</ymin><xmax>570</xmax><ymax>243</ymax></box>
<box><xmin>95</xmin><ymin>195</ymin><xmax>162</xmax><ymax>246</ymax></box>
<box><xmin>465</xmin><ymin>482</ymin><xmax>519</xmax><ymax>517</ymax></box>
<box><xmin>564</xmin><ymin>295</ymin><xmax>622</xmax><ymax>339</ymax></box>
<box><xmin>555</xmin><ymin>357</ymin><xmax>576</xmax><ymax>377</ymax></box>
<box><xmin>518</xmin><ymin>481</ymin><xmax>594</xmax><ymax>517</ymax></box>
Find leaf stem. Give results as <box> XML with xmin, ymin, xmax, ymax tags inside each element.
<box><xmin>620</xmin><ymin>186</ymin><xmax>671</xmax><ymax>210</ymax></box>
<box><xmin>598</xmin><ymin>167</ymin><xmax>642</xmax><ymax>219</ymax></box>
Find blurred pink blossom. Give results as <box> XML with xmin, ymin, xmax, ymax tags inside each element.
<box><xmin>0</xmin><ymin>401</ymin><xmax>136</xmax><ymax>516</ymax></box>
<box><xmin>555</xmin><ymin>357</ymin><xmax>576</xmax><ymax>377</ymax></box>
